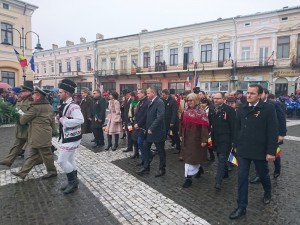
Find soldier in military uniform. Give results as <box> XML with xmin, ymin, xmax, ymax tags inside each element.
<box><xmin>11</xmin><ymin>87</ymin><xmax>57</xmax><ymax>179</ymax></box>
<box><xmin>0</xmin><ymin>81</ymin><xmax>35</xmax><ymax>167</ymax></box>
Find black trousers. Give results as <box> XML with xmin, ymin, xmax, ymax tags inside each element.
<box><xmin>92</xmin><ymin>127</ymin><xmax>104</xmax><ymax>144</ymax></box>
<box><xmin>127</xmin><ymin>130</ymin><xmax>133</xmax><ymax>150</ymax></box>
<box><xmin>143</xmin><ymin>141</ymin><xmax>166</xmax><ymax>171</ymax></box>
<box><xmin>237</xmin><ymin>157</ymin><xmax>271</xmax><ymax>210</ymax></box>
<box><xmin>167</xmin><ymin>125</ymin><xmax>181</xmax><ymax>150</ymax></box>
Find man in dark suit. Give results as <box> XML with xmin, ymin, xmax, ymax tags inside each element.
<box><xmin>133</xmin><ymin>89</ymin><xmax>150</xmax><ymax>165</ymax></box>
<box><xmin>210</xmin><ymin>92</ymin><xmax>236</xmax><ymax>190</ymax></box>
<box><xmin>161</xmin><ymin>89</ymin><xmax>180</xmax><ymax>151</ymax></box>
<box><xmin>122</xmin><ymin>89</ymin><xmax>133</xmax><ymax>152</ymax></box>
<box><xmin>91</xmin><ymin>89</ymin><xmax>107</xmax><ymax>148</ymax></box>
<box><xmin>250</xmin><ymin>89</ymin><xmax>287</xmax><ymax>183</ymax></box>
<box><xmin>137</xmin><ymin>86</ymin><xmax>166</xmax><ymax>177</ymax></box>
<box><xmin>229</xmin><ymin>84</ymin><xmax>278</xmax><ymax>220</ymax></box>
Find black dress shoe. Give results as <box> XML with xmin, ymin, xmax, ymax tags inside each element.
<box><xmin>136</xmin><ymin>167</ymin><xmax>150</xmax><ymax>175</ymax></box>
<box><xmin>215</xmin><ymin>183</ymin><xmax>221</xmax><ymax>190</ymax></box>
<box><xmin>136</xmin><ymin>161</ymin><xmax>144</xmax><ymax>166</ymax></box>
<box><xmin>250</xmin><ymin>176</ymin><xmax>261</xmax><ymax>184</ymax></box>
<box><xmin>195</xmin><ymin>166</ymin><xmax>204</xmax><ymax>178</ymax></box>
<box><xmin>182</xmin><ymin>178</ymin><xmax>192</xmax><ymax>188</ymax></box>
<box><xmin>92</xmin><ymin>144</ymin><xmax>101</xmax><ymax>148</ymax></box>
<box><xmin>263</xmin><ymin>193</ymin><xmax>271</xmax><ymax>205</ymax></box>
<box><xmin>155</xmin><ymin>170</ymin><xmax>165</xmax><ymax>177</ymax></box>
<box><xmin>130</xmin><ymin>154</ymin><xmax>139</xmax><ymax>159</ymax></box>
<box><xmin>123</xmin><ymin>148</ymin><xmax>133</xmax><ymax>152</ymax></box>
<box><xmin>91</xmin><ymin>139</ymin><xmax>96</xmax><ymax>142</ymax></box>
<box><xmin>229</xmin><ymin>208</ymin><xmax>246</xmax><ymax>219</ymax></box>
<box><xmin>273</xmin><ymin>171</ymin><xmax>280</xmax><ymax>179</ymax></box>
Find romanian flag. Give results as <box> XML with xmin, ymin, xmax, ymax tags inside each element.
<box><xmin>14</xmin><ymin>49</ymin><xmax>28</xmax><ymax>68</ymax></box>
<box><xmin>267</xmin><ymin>51</ymin><xmax>274</xmax><ymax>63</ymax></box>
<box><xmin>224</xmin><ymin>52</ymin><xmax>232</xmax><ymax>64</ymax></box>
<box><xmin>207</xmin><ymin>134</ymin><xmax>212</xmax><ymax>149</ymax></box>
<box><xmin>228</xmin><ymin>151</ymin><xmax>238</xmax><ymax>166</ymax></box>
<box><xmin>276</xmin><ymin>147</ymin><xmax>281</xmax><ymax>158</ymax></box>
<box><xmin>102</xmin><ymin>124</ymin><xmax>107</xmax><ymax>131</ymax></box>
<box><xmin>127</xmin><ymin>123</ymin><xmax>133</xmax><ymax>131</ymax></box>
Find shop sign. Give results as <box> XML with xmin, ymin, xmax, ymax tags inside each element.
<box><xmin>244</xmin><ymin>76</ymin><xmax>263</xmax><ymax>81</ymax></box>
<box><xmin>144</xmin><ymin>80</ymin><xmax>160</xmax><ymax>83</ymax></box>
<box><xmin>274</xmin><ymin>70</ymin><xmax>300</xmax><ymax>77</ymax></box>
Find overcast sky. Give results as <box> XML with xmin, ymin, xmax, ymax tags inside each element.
<box><xmin>26</xmin><ymin>0</ymin><xmax>300</xmax><ymax>50</ymax></box>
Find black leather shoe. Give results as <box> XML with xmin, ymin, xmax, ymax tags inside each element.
<box><xmin>11</xmin><ymin>172</ymin><xmax>26</xmax><ymax>179</ymax></box>
<box><xmin>250</xmin><ymin>176</ymin><xmax>261</xmax><ymax>184</ymax></box>
<box><xmin>223</xmin><ymin>173</ymin><xmax>229</xmax><ymax>179</ymax></box>
<box><xmin>215</xmin><ymin>183</ymin><xmax>221</xmax><ymax>190</ymax></box>
<box><xmin>136</xmin><ymin>167</ymin><xmax>150</xmax><ymax>175</ymax></box>
<box><xmin>155</xmin><ymin>170</ymin><xmax>165</xmax><ymax>177</ymax></box>
<box><xmin>273</xmin><ymin>171</ymin><xmax>280</xmax><ymax>179</ymax></box>
<box><xmin>91</xmin><ymin>139</ymin><xmax>96</xmax><ymax>142</ymax></box>
<box><xmin>92</xmin><ymin>144</ymin><xmax>101</xmax><ymax>148</ymax></box>
<box><xmin>195</xmin><ymin>166</ymin><xmax>204</xmax><ymax>178</ymax></box>
<box><xmin>136</xmin><ymin>161</ymin><xmax>144</xmax><ymax>166</ymax></box>
<box><xmin>131</xmin><ymin>154</ymin><xmax>139</xmax><ymax>159</ymax></box>
<box><xmin>229</xmin><ymin>208</ymin><xmax>246</xmax><ymax>219</ymax></box>
<box><xmin>112</xmin><ymin>145</ymin><xmax>118</xmax><ymax>151</ymax></box>
<box><xmin>182</xmin><ymin>178</ymin><xmax>192</xmax><ymax>188</ymax></box>
<box><xmin>123</xmin><ymin>148</ymin><xmax>133</xmax><ymax>152</ymax></box>
<box><xmin>263</xmin><ymin>193</ymin><xmax>271</xmax><ymax>205</ymax></box>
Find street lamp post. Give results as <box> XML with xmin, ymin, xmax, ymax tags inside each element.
<box><xmin>1</xmin><ymin>26</ymin><xmax>43</xmax><ymax>81</ymax></box>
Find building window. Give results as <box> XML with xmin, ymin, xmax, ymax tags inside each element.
<box><xmin>169</xmin><ymin>82</ymin><xmax>185</xmax><ymax>94</ymax></box>
<box><xmin>183</xmin><ymin>47</ymin><xmax>193</xmax><ymax>64</ymax></box>
<box><xmin>101</xmin><ymin>58</ymin><xmax>106</xmax><ymax>70</ymax></box>
<box><xmin>203</xmin><ymin>81</ymin><xmax>229</xmax><ymax>94</ymax></box>
<box><xmin>218</xmin><ymin>42</ymin><xmax>230</xmax><ymax>67</ymax></box>
<box><xmin>277</xmin><ymin>36</ymin><xmax>290</xmax><ymax>59</ymax></box>
<box><xmin>131</xmin><ymin>55</ymin><xmax>138</xmax><ymax>68</ymax></box>
<box><xmin>66</xmin><ymin>62</ymin><xmax>71</xmax><ymax>72</ymax></box>
<box><xmin>143</xmin><ymin>52</ymin><xmax>150</xmax><ymax>68</ymax></box>
<box><xmin>58</xmin><ymin>63</ymin><xmax>62</xmax><ymax>73</ymax></box>
<box><xmin>50</xmin><ymin>64</ymin><xmax>54</xmax><ymax>73</ymax></box>
<box><xmin>201</xmin><ymin>44</ymin><xmax>212</xmax><ymax>63</ymax></box>
<box><xmin>241</xmin><ymin>47</ymin><xmax>250</xmax><ymax>60</ymax></box>
<box><xmin>120</xmin><ymin>56</ymin><xmax>127</xmax><ymax>72</ymax></box>
<box><xmin>43</xmin><ymin>65</ymin><xmax>47</xmax><ymax>74</ymax></box>
<box><xmin>77</xmin><ymin>82</ymin><xmax>92</xmax><ymax>93</ymax></box>
<box><xmin>155</xmin><ymin>50</ymin><xmax>163</xmax><ymax>63</ymax></box>
<box><xmin>1</xmin><ymin>71</ymin><xmax>15</xmax><ymax>87</ymax></box>
<box><xmin>1</xmin><ymin>23</ymin><xmax>13</xmax><ymax>45</ymax></box>
<box><xmin>142</xmin><ymin>83</ymin><xmax>162</xmax><ymax>92</ymax></box>
<box><xmin>3</xmin><ymin>3</ymin><xmax>9</xmax><ymax>9</ymax></box>
<box><xmin>110</xmin><ymin>58</ymin><xmax>116</xmax><ymax>70</ymax></box>
<box><xmin>170</xmin><ymin>48</ymin><xmax>178</xmax><ymax>66</ymax></box>
<box><xmin>36</xmin><ymin>64</ymin><xmax>39</xmax><ymax>74</ymax></box>
<box><xmin>87</xmin><ymin>58</ymin><xmax>92</xmax><ymax>71</ymax></box>
<box><xmin>103</xmin><ymin>82</ymin><xmax>116</xmax><ymax>92</ymax></box>
<box><xmin>259</xmin><ymin>47</ymin><xmax>269</xmax><ymax>66</ymax></box>
<box><xmin>76</xmin><ymin>60</ymin><xmax>81</xmax><ymax>71</ymax></box>
<box><xmin>120</xmin><ymin>84</ymin><xmax>137</xmax><ymax>92</ymax></box>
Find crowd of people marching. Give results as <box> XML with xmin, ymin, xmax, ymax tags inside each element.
<box><xmin>0</xmin><ymin>78</ymin><xmax>296</xmax><ymax>219</ymax></box>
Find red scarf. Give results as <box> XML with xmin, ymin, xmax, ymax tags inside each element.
<box><xmin>182</xmin><ymin>106</ymin><xmax>209</xmax><ymax>128</ymax></box>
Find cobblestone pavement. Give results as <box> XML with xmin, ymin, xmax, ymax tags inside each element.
<box><xmin>0</xmin><ymin>119</ymin><xmax>300</xmax><ymax>225</ymax></box>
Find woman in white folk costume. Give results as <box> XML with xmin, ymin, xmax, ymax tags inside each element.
<box><xmin>57</xmin><ymin>79</ymin><xmax>84</xmax><ymax>194</ymax></box>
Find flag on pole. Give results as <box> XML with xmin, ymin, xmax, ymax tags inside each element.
<box><xmin>29</xmin><ymin>55</ymin><xmax>35</xmax><ymax>72</ymax></box>
<box><xmin>224</xmin><ymin>52</ymin><xmax>232</xmax><ymax>64</ymax></box>
<box><xmin>267</xmin><ymin>51</ymin><xmax>275</xmax><ymax>63</ymax></box>
<box><xmin>228</xmin><ymin>150</ymin><xmax>238</xmax><ymax>166</ymax></box>
<box><xmin>14</xmin><ymin>49</ymin><xmax>28</xmax><ymax>68</ymax></box>
<box><xmin>191</xmin><ymin>57</ymin><xmax>195</xmax><ymax>65</ymax></box>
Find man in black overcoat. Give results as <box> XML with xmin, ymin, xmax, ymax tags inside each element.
<box><xmin>122</xmin><ymin>89</ymin><xmax>133</xmax><ymax>152</ymax></box>
<box><xmin>91</xmin><ymin>89</ymin><xmax>107</xmax><ymax>148</ymax></box>
<box><xmin>209</xmin><ymin>92</ymin><xmax>236</xmax><ymax>190</ymax></box>
<box><xmin>137</xmin><ymin>86</ymin><xmax>166</xmax><ymax>177</ymax></box>
<box><xmin>161</xmin><ymin>89</ymin><xmax>180</xmax><ymax>151</ymax></box>
<box><xmin>229</xmin><ymin>84</ymin><xmax>278</xmax><ymax>220</ymax></box>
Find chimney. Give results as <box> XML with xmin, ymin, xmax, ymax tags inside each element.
<box><xmin>96</xmin><ymin>33</ymin><xmax>104</xmax><ymax>40</ymax></box>
<box><xmin>80</xmin><ymin>37</ymin><xmax>86</xmax><ymax>44</ymax></box>
<box><xmin>66</xmin><ymin>40</ymin><xmax>74</xmax><ymax>47</ymax></box>
<box><xmin>52</xmin><ymin>44</ymin><xmax>58</xmax><ymax>49</ymax></box>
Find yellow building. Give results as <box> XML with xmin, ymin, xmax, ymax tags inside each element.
<box><xmin>0</xmin><ymin>0</ymin><xmax>38</xmax><ymax>87</ymax></box>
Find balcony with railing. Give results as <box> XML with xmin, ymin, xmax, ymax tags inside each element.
<box><xmin>236</xmin><ymin>58</ymin><xmax>274</xmax><ymax>68</ymax></box>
